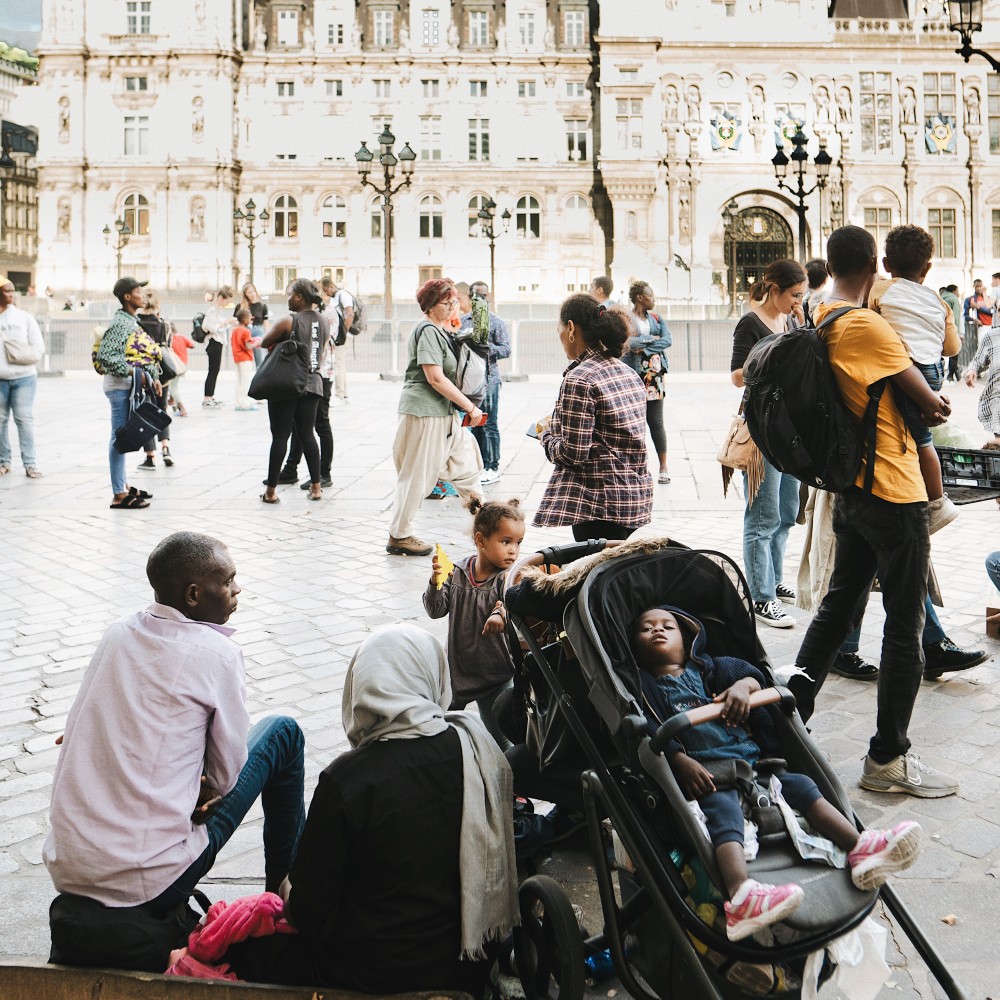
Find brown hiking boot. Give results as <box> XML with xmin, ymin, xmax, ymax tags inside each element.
<box><xmin>386</xmin><ymin>535</ymin><xmax>433</xmax><ymax>557</ymax></box>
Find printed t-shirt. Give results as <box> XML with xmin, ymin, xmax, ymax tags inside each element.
<box><xmin>231</xmin><ymin>326</ymin><xmax>255</xmax><ymax>363</ymax></box>
<box><xmin>398</xmin><ymin>321</ymin><xmax>458</xmax><ymax>418</ymax></box>
<box><xmin>815</xmin><ymin>301</ymin><xmax>926</xmax><ymax>503</ymax></box>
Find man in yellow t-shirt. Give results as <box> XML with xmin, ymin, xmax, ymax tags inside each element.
<box><xmin>788</xmin><ymin>226</ymin><xmax>958</xmax><ymax>799</ymax></box>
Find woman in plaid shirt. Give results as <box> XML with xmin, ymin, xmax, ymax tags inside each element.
<box><xmin>534</xmin><ymin>295</ymin><xmax>653</xmax><ymax>540</ymax></box>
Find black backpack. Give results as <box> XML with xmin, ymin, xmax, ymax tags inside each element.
<box><xmin>742</xmin><ymin>306</ymin><xmax>887</xmax><ymax>493</ymax></box>
<box><xmin>191</xmin><ymin>312</ymin><xmax>207</xmax><ymax>344</ymax></box>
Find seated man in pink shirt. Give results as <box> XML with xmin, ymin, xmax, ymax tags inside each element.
<box><xmin>44</xmin><ymin>532</ymin><xmax>305</xmax><ymax>968</ymax></box>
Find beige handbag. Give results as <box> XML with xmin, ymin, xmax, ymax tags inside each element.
<box><xmin>717</xmin><ymin>404</ymin><xmax>764</xmax><ymax>503</ymax></box>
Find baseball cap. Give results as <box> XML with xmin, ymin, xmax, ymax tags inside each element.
<box><xmin>113</xmin><ymin>276</ymin><xmax>148</xmax><ymax>301</ymax></box>
<box><xmin>0</xmin><ymin>273</ymin><xmax>12</xmax><ymax>289</ymax></box>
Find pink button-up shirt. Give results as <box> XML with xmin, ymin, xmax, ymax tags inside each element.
<box><xmin>43</xmin><ymin>604</ymin><xmax>250</xmax><ymax>906</ymax></box>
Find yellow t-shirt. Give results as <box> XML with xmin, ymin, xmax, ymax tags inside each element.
<box><xmin>815</xmin><ymin>301</ymin><xmax>927</xmax><ymax>504</ymax></box>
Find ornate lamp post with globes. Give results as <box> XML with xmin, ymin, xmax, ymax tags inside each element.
<box><xmin>770</xmin><ymin>128</ymin><xmax>831</xmax><ymax>262</ymax></box>
<box><xmin>948</xmin><ymin>0</ymin><xmax>1000</xmax><ymax>70</ymax></box>
<box><xmin>233</xmin><ymin>198</ymin><xmax>269</xmax><ymax>286</ymax></box>
<box><xmin>102</xmin><ymin>217</ymin><xmax>131</xmax><ymax>281</ymax></box>
<box><xmin>477</xmin><ymin>198</ymin><xmax>510</xmax><ymax>305</ymax></box>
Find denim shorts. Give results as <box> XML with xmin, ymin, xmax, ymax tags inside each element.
<box><xmin>897</xmin><ymin>360</ymin><xmax>944</xmax><ymax>448</ymax></box>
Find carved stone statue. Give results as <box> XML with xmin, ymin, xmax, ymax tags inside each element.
<box><xmin>191</xmin><ymin>97</ymin><xmax>205</xmax><ymax>142</ymax></box>
<box><xmin>194</xmin><ymin>0</ymin><xmax>205</xmax><ymax>26</ymax></box>
<box><xmin>678</xmin><ymin>188</ymin><xmax>691</xmax><ymax>241</ymax></box>
<box><xmin>901</xmin><ymin>87</ymin><xmax>917</xmax><ymax>125</ymax></box>
<box><xmin>967</xmin><ymin>87</ymin><xmax>982</xmax><ymax>125</ymax></box>
<box><xmin>544</xmin><ymin>21</ymin><xmax>555</xmax><ymax>48</ymax></box>
<box><xmin>57</xmin><ymin>199</ymin><xmax>71</xmax><ymax>238</ymax></box>
<box><xmin>664</xmin><ymin>84</ymin><xmax>680</xmax><ymax>122</ymax></box>
<box><xmin>815</xmin><ymin>85</ymin><xmax>832</xmax><ymax>123</ymax></box>
<box><xmin>303</xmin><ymin>24</ymin><xmax>315</xmax><ymax>49</ymax></box>
<box><xmin>58</xmin><ymin>96</ymin><xmax>70</xmax><ymax>142</ymax></box>
<box><xmin>255</xmin><ymin>15</ymin><xmax>267</xmax><ymax>49</ymax></box>
<box><xmin>447</xmin><ymin>21</ymin><xmax>459</xmax><ymax>47</ymax></box>
<box><xmin>496</xmin><ymin>24</ymin><xmax>508</xmax><ymax>53</ymax></box>
<box><xmin>190</xmin><ymin>198</ymin><xmax>205</xmax><ymax>239</ymax></box>
<box><xmin>837</xmin><ymin>85</ymin><xmax>853</xmax><ymax>123</ymax></box>
<box><xmin>685</xmin><ymin>84</ymin><xmax>701</xmax><ymax>123</ymax></box>
<box><xmin>750</xmin><ymin>85</ymin><xmax>765</xmax><ymax>122</ymax></box>
<box><xmin>398</xmin><ymin>21</ymin><xmax>408</xmax><ymax>48</ymax></box>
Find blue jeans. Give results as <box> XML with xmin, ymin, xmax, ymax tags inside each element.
<box><xmin>896</xmin><ymin>360</ymin><xmax>944</xmax><ymax>447</ymax></box>
<box><xmin>987</xmin><ymin>551</ymin><xmax>1000</xmax><ymax>592</ymax></box>
<box><xmin>0</xmin><ymin>374</ymin><xmax>37</xmax><ymax>467</ymax></box>
<box><xmin>742</xmin><ymin>459</ymin><xmax>798</xmax><ymax>603</ymax></box>
<box><xmin>840</xmin><ymin>595</ymin><xmax>945</xmax><ymax>653</ymax></box>
<box><xmin>471</xmin><ymin>381</ymin><xmax>501</xmax><ymax>471</ymax></box>
<box><xmin>105</xmin><ymin>387</ymin><xmax>131</xmax><ymax>494</ymax></box>
<box><xmin>146</xmin><ymin>716</ymin><xmax>305</xmax><ymax>914</ymax></box>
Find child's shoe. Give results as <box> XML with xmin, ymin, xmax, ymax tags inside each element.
<box><xmin>724</xmin><ymin>879</ymin><xmax>804</xmax><ymax>941</ymax></box>
<box><xmin>848</xmin><ymin>821</ymin><xmax>922</xmax><ymax>891</ymax></box>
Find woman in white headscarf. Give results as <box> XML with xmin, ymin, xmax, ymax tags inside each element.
<box><xmin>220</xmin><ymin>624</ymin><xmax>518</xmax><ymax>994</ymax></box>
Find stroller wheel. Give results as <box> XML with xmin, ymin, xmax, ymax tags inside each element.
<box><xmin>513</xmin><ymin>875</ymin><xmax>586</xmax><ymax>1000</ymax></box>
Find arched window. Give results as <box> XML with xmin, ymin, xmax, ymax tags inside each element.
<box><xmin>419</xmin><ymin>194</ymin><xmax>443</xmax><ymax>238</ymax></box>
<box><xmin>122</xmin><ymin>192</ymin><xmax>150</xmax><ymax>236</ymax></box>
<box><xmin>626</xmin><ymin>211</ymin><xmax>637</xmax><ymax>240</ymax></box>
<box><xmin>273</xmin><ymin>194</ymin><xmax>298</xmax><ymax>238</ymax></box>
<box><xmin>321</xmin><ymin>194</ymin><xmax>347</xmax><ymax>238</ymax></box>
<box><xmin>564</xmin><ymin>194</ymin><xmax>590</xmax><ymax>235</ymax></box>
<box><xmin>468</xmin><ymin>194</ymin><xmax>489</xmax><ymax>237</ymax></box>
<box><xmin>516</xmin><ymin>195</ymin><xmax>540</xmax><ymax>239</ymax></box>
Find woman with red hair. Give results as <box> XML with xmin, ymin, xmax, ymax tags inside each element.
<box><xmin>387</xmin><ymin>280</ymin><xmax>484</xmax><ymax>556</ymax></box>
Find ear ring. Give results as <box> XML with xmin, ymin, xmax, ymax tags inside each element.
<box><xmin>569</xmin><ymin>333</ymin><xmax>575</xmax><ymax>343</ymax></box>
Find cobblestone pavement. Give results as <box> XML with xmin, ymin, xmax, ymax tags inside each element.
<box><xmin>1</xmin><ymin>370</ymin><xmax>997</xmax><ymax>998</ymax></box>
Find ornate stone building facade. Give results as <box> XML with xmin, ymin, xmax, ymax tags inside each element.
<box><xmin>30</xmin><ymin>0</ymin><xmax>1000</xmax><ymax>302</ymax></box>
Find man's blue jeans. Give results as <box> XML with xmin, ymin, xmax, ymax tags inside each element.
<box><xmin>0</xmin><ymin>374</ymin><xmax>38</xmax><ymax>468</ymax></box>
<box><xmin>147</xmin><ymin>716</ymin><xmax>305</xmax><ymax>913</ymax></box>
<box><xmin>987</xmin><ymin>551</ymin><xmax>1000</xmax><ymax>592</ymax></box>
<box><xmin>742</xmin><ymin>459</ymin><xmax>798</xmax><ymax>603</ymax></box>
<box><xmin>792</xmin><ymin>491</ymin><xmax>930</xmax><ymax>764</ymax></box>
<box><xmin>472</xmin><ymin>381</ymin><xmax>501</xmax><ymax>471</ymax></box>
<box><xmin>840</xmin><ymin>595</ymin><xmax>945</xmax><ymax>653</ymax></box>
<box><xmin>105</xmin><ymin>387</ymin><xmax>131</xmax><ymax>495</ymax></box>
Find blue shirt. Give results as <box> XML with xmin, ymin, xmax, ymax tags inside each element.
<box><xmin>654</xmin><ymin>663</ymin><xmax>759</xmax><ymax>765</ymax></box>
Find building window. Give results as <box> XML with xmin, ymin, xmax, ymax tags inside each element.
<box><xmin>422</xmin><ymin>79</ymin><xmax>440</xmax><ymax>98</ymax></box>
<box><xmin>927</xmin><ymin>206</ymin><xmax>957</xmax><ymax>258</ymax></box>
<box><xmin>518</xmin><ymin>11</ymin><xmax>535</xmax><ymax>45</ymax></box>
<box><xmin>327</xmin><ymin>22</ymin><xmax>344</xmax><ymax>45</ymax></box>
<box><xmin>468</xmin><ymin>194</ymin><xmax>489</xmax><ymax>237</ymax></box>
<box><xmin>563</xmin><ymin>9</ymin><xmax>585</xmax><ymax>47</ymax></box>
<box><xmin>469</xmin><ymin>10</ymin><xmax>489</xmax><ymax>46</ymax></box>
<box><xmin>371</xmin><ymin>206</ymin><xmax>394</xmax><ymax>238</ymax></box>
<box><xmin>374</xmin><ymin>79</ymin><xmax>391</xmax><ymax>98</ymax></box>
<box><xmin>420</xmin><ymin>116</ymin><xmax>442</xmax><ymax>159</ymax></box>
<box><xmin>421</xmin><ymin>8</ymin><xmax>440</xmax><ymax>45</ymax></box>
<box><xmin>616</xmin><ymin>98</ymin><xmax>643</xmax><ymax>150</ymax></box>
<box><xmin>518</xmin><ymin>80</ymin><xmax>537</xmax><ymax>98</ymax></box>
<box><xmin>419</xmin><ymin>195</ymin><xmax>444</xmax><ymax>238</ymax></box>
<box><xmin>122</xmin><ymin>192</ymin><xmax>150</xmax><ymax>236</ymax></box>
<box><xmin>468</xmin><ymin>118</ymin><xmax>490</xmax><ymax>160</ymax></box>
<box><xmin>126</xmin><ymin>0</ymin><xmax>151</xmax><ymax>35</ymax></box>
<box><xmin>371</xmin><ymin>115</ymin><xmax>393</xmax><ymax>137</ymax></box>
<box><xmin>273</xmin><ymin>194</ymin><xmax>299</xmax><ymax>238</ymax></box>
<box><xmin>275</xmin><ymin>153</ymin><xmax>298</xmax><ymax>160</ymax></box>
<box><xmin>992</xmin><ymin>209</ymin><xmax>1000</xmax><ymax>255</ymax></box>
<box><xmin>272</xmin><ymin>266</ymin><xmax>298</xmax><ymax>294</ymax></box>
<box><xmin>924</xmin><ymin>72</ymin><xmax>957</xmax><ymax>121</ymax></box>
<box><xmin>563</xmin><ymin>194</ymin><xmax>590</xmax><ymax>234</ymax></box>
<box><xmin>564</xmin><ymin>266</ymin><xmax>590</xmax><ymax>292</ymax></box>
<box><xmin>470</xmin><ymin>79</ymin><xmax>487</xmax><ymax>97</ymax></box>
<box><xmin>374</xmin><ymin>9</ymin><xmax>395</xmax><ymax>46</ymax></box>
<box><xmin>277</xmin><ymin>9</ymin><xmax>299</xmax><ymax>46</ymax></box>
<box><xmin>125</xmin><ymin>76</ymin><xmax>148</xmax><ymax>92</ymax></box>
<box><xmin>566</xmin><ymin>118</ymin><xmax>588</xmax><ymax>161</ymax></box>
<box><xmin>321</xmin><ymin>195</ymin><xmax>347</xmax><ymax>238</ymax></box>
<box><xmin>516</xmin><ymin>195</ymin><xmax>540</xmax><ymax>239</ymax></box>
<box><xmin>566</xmin><ymin>81</ymin><xmax>585</xmax><ymax>98</ymax></box>
<box><xmin>863</xmin><ymin>206</ymin><xmax>892</xmax><ymax>248</ymax></box>
<box><xmin>325</xmin><ymin>79</ymin><xmax>343</xmax><ymax>97</ymax></box>
<box><xmin>123</xmin><ymin>116</ymin><xmax>149</xmax><ymax>155</ymax></box>
<box><xmin>859</xmin><ymin>72</ymin><xmax>892</xmax><ymax>155</ymax></box>
<box><xmin>321</xmin><ymin>266</ymin><xmax>346</xmax><ymax>284</ymax></box>
<box><xmin>988</xmin><ymin>76</ymin><xmax>1000</xmax><ymax>153</ymax></box>
<box><xmin>277</xmin><ymin>80</ymin><xmax>295</xmax><ymax>97</ymax></box>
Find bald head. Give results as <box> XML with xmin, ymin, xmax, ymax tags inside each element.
<box><xmin>146</xmin><ymin>532</ymin><xmax>240</xmax><ymax>623</ymax></box>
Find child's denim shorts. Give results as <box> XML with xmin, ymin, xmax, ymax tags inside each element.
<box><xmin>898</xmin><ymin>359</ymin><xmax>944</xmax><ymax>447</ymax></box>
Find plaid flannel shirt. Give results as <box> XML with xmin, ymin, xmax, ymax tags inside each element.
<box><xmin>534</xmin><ymin>349</ymin><xmax>653</xmax><ymax>529</ymax></box>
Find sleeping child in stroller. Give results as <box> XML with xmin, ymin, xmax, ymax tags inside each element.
<box><xmin>632</xmin><ymin>606</ymin><xmax>922</xmax><ymax>942</ymax></box>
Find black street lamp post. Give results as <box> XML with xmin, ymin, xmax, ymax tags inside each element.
<box><xmin>354</xmin><ymin>124</ymin><xmax>416</xmax><ymax>316</ymax></box>
<box><xmin>721</xmin><ymin>198</ymin><xmax>739</xmax><ymax>316</ymax></box>
<box><xmin>770</xmin><ymin>128</ymin><xmax>832</xmax><ymax>262</ymax></box>
<box><xmin>477</xmin><ymin>198</ymin><xmax>510</xmax><ymax>304</ymax></box>
<box><xmin>102</xmin><ymin>217</ymin><xmax>131</xmax><ymax>280</ymax></box>
<box><xmin>948</xmin><ymin>0</ymin><xmax>1000</xmax><ymax>70</ymax></box>
<box><xmin>233</xmin><ymin>198</ymin><xmax>270</xmax><ymax>286</ymax></box>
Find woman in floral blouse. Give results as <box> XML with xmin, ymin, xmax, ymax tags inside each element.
<box><xmin>533</xmin><ymin>295</ymin><xmax>653</xmax><ymax>541</ymax></box>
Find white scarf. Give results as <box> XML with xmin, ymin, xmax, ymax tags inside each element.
<box><xmin>343</xmin><ymin>624</ymin><xmax>519</xmax><ymax>959</ymax></box>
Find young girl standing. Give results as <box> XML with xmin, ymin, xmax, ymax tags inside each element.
<box><xmin>423</xmin><ymin>498</ymin><xmax>525</xmax><ymax>750</ymax></box>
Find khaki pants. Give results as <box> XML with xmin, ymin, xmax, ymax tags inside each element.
<box><xmin>234</xmin><ymin>360</ymin><xmax>255</xmax><ymax>409</ymax></box>
<box><xmin>334</xmin><ymin>345</ymin><xmax>348</xmax><ymax>399</ymax></box>
<box><xmin>389</xmin><ymin>412</ymin><xmax>483</xmax><ymax>539</ymax></box>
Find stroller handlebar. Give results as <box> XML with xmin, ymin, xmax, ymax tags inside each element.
<box><xmin>648</xmin><ymin>686</ymin><xmax>795</xmax><ymax>756</ymax></box>
<box><xmin>503</xmin><ymin>539</ymin><xmax>623</xmax><ymax>596</ymax></box>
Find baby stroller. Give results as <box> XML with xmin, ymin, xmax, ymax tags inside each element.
<box><xmin>503</xmin><ymin>539</ymin><xmax>969</xmax><ymax>1000</ymax></box>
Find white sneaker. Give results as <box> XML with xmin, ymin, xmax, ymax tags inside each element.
<box><xmin>480</xmin><ymin>469</ymin><xmax>500</xmax><ymax>485</ymax></box>
<box><xmin>927</xmin><ymin>495</ymin><xmax>959</xmax><ymax>535</ymax></box>
<box><xmin>754</xmin><ymin>599</ymin><xmax>795</xmax><ymax>629</ymax></box>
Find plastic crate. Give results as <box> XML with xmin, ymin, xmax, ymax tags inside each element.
<box><xmin>937</xmin><ymin>446</ymin><xmax>1000</xmax><ymax>490</ymax></box>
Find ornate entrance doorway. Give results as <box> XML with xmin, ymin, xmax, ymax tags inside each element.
<box><xmin>723</xmin><ymin>207</ymin><xmax>794</xmax><ymax>312</ymax></box>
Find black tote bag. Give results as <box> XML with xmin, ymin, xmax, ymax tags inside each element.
<box><xmin>248</xmin><ymin>339</ymin><xmax>308</xmax><ymax>401</ymax></box>
<box><xmin>113</xmin><ymin>370</ymin><xmax>172</xmax><ymax>454</ymax></box>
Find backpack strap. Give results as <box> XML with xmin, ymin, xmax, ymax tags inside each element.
<box><xmin>814</xmin><ymin>305</ymin><xmax>859</xmax><ymax>331</ymax></box>
<box><xmin>860</xmin><ymin>378</ymin><xmax>888</xmax><ymax>494</ymax></box>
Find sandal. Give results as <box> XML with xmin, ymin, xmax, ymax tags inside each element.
<box><xmin>658</xmin><ymin>472</ymin><xmax>671</xmax><ymax>484</ymax></box>
<box><xmin>260</xmin><ymin>493</ymin><xmax>280</xmax><ymax>504</ymax></box>
<box><xmin>128</xmin><ymin>486</ymin><xmax>154</xmax><ymax>500</ymax></box>
<box><xmin>25</xmin><ymin>467</ymin><xmax>43</xmax><ymax>478</ymax></box>
<box><xmin>309</xmin><ymin>486</ymin><xmax>322</xmax><ymax>501</ymax></box>
<box><xmin>110</xmin><ymin>493</ymin><xmax>150</xmax><ymax>509</ymax></box>
<box><xmin>0</xmin><ymin>464</ymin><xmax>10</xmax><ymax>475</ymax></box>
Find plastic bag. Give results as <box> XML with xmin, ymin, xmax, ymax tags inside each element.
<box><xmin>802</xmin><ymin>917</ymin><xmax>889</xmax><ymax>1000</ymax></box>
<box><xmin>769</xmin><ymin>774</ymin><xmax>846</xmax><ymax>868</ymax></box>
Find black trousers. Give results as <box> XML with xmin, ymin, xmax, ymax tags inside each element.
<box><xmin>572</xmin><ymin>520</ymin><xmax>634</xmax><ymax>542</ymax></box>
<box><xmin>284</xmin><ymin>377</ymin><xmax>333</xmax><ymax>478</ymax></box>
<box><xmin>204</xmin><ymin>339</ymin><xmax>223</xmax><ymax>397</ymax></box>
<box><xmin>266</xmin><ymin>395</ymin><xmax>321</xmax><ymax>487</ymax></box>
<box><xmin>646</xmin><ymin>397</ymin><xmax>667</xmax><ymax>455</ymax></box>
<box><xmin>791</xmin><ymin>491</ymin><xmax>929</xmax><ymax>764</ymax></box>
<box><xmin>142</xmin><ymin>384</ymin><xmax>170</xmax><ymax>450</ymax></box>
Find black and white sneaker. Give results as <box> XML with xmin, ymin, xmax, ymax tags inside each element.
<box><xmin>754</xmin><ymin>599</ymin><xmax>795</xmax><ymax>629</ymax></box>
<box><xmin>774</xmin><ymin>582</ymin><xmax>796</xmax><ymax>604</ymax></box>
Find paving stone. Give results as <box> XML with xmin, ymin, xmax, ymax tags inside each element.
<box><xmin>937</xmin><ymin>817</ymin><xmax>1000</xmax><ymax>859</ymax></box>
<box><xmin>0</xmin><ymin>817</ymin><xmax>41</xmax><ymax>848</ymax></box>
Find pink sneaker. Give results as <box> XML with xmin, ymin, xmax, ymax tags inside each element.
<box><xmin>849</xmin><ymin>820</ymin><xmax>922</xmax><ymax>891</ymax></box>
<box><xmin>724</xmin><ymin>879</ymin><xmax>805</xmax><ymax>941</ymax></box>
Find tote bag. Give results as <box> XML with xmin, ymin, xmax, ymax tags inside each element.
<box><xmin>248</xmin><ymin>339</ymin><xmax>308</xmax><ymax>401</ymax></box>
<box><xmin>113</xmin><ymin>371</ymin><xmax>172</xmax><ymax>454</ymax></box>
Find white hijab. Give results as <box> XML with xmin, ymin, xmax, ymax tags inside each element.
<box><xmin>343</xmin><ymin>623</ymin><xmax>519</xmax><ymax>958</ymax></box>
